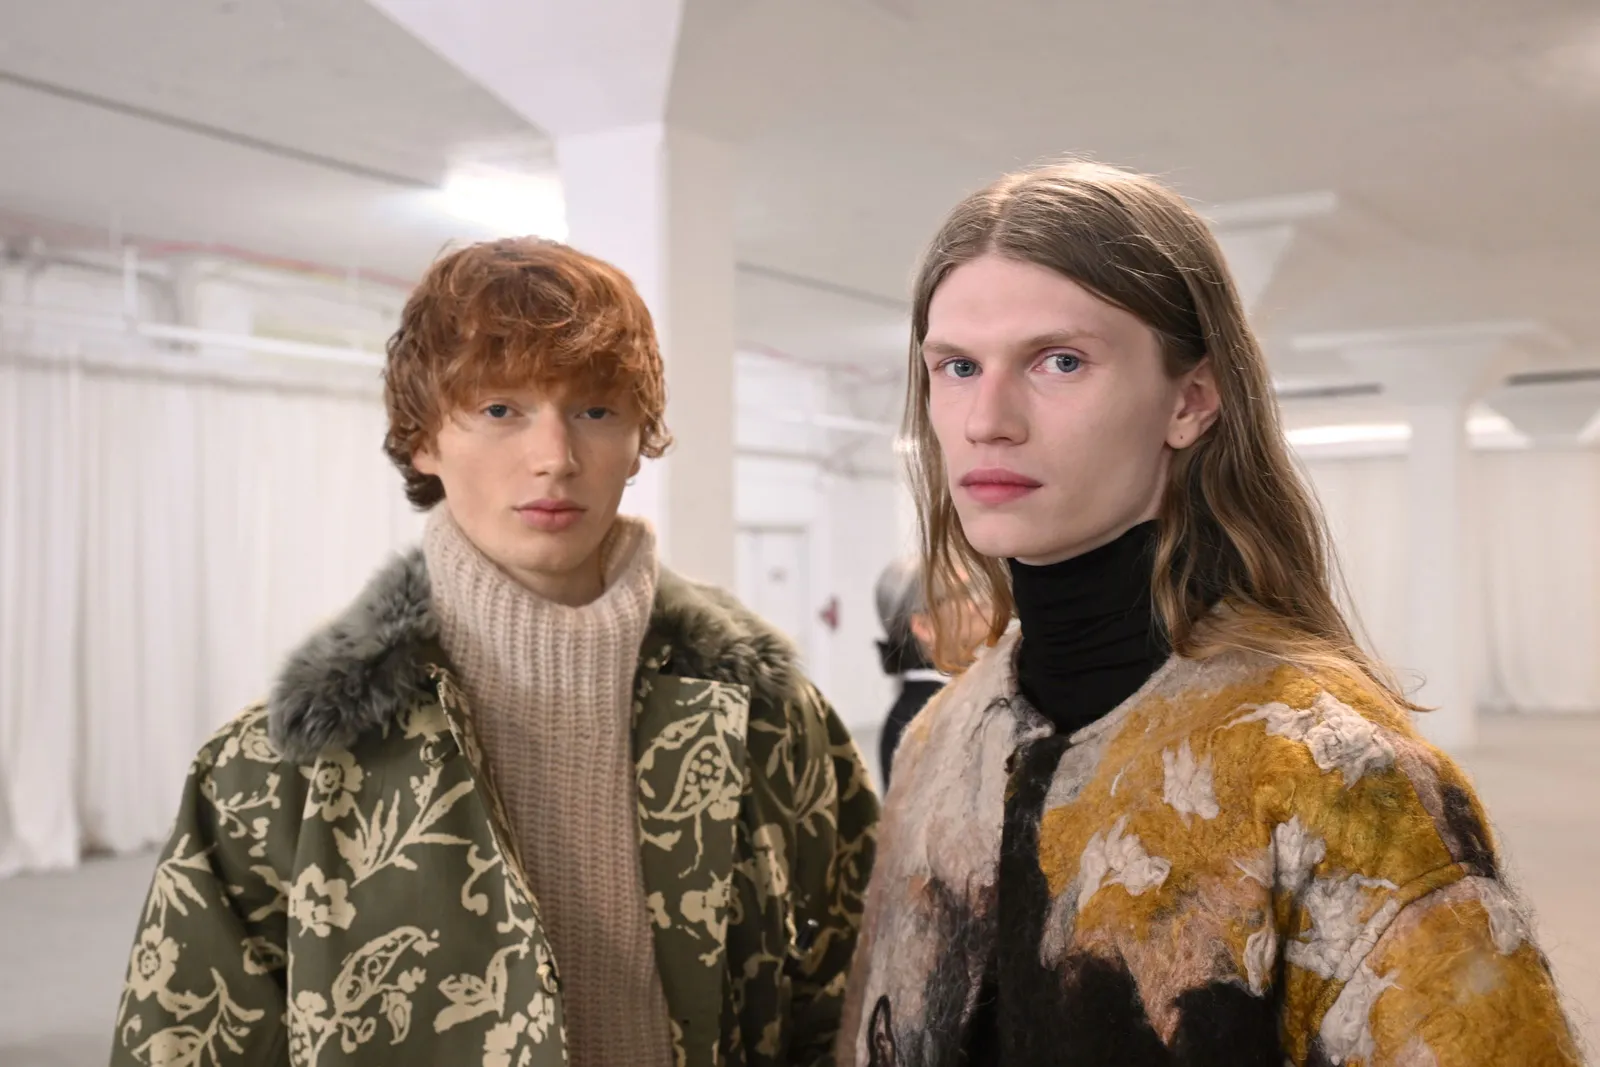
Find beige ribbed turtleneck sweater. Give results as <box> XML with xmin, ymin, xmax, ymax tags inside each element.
<box><xmin>423</xmin><ymin>508</ymin><xmax>674</xmax><ymax>1067</ymax></box>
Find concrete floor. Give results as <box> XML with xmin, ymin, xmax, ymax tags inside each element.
<box><xmin>0</xmin><ymin>847</ymin><xmax>156</xmax><ymax>1067</ymax></box>
<box><xmin>2</xmin><ymin>714</ymin><xmax>1595</xmax><ymax>1066</ymax></box>
<box><xmin>1453</xmin><ymin>716</ymin><xmax>1600</xmax><ymax>1058</ymax></box>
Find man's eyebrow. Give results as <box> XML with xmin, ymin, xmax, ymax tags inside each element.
<box><xmin>920</xmin><ymin>339</ymin><xmax>969</xmax><ymax>359</ymax></box>
<box><xmin>921</xmin><ymin>329</ymin><xmax>1108</xmax><ymax>358</ymax></box>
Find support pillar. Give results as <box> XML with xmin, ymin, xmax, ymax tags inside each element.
<box><xmin>1400</xmin><ymin>399</ymin><xmax>1476</xmax><ymax>749</ymax></box>
<box><xmin>1294</xmin><ymin>322</ymin><xmax>1549</xmax><ymax>751</ymax></box>
<box><xmin>557</xmin><ymin>125</ymin><xmax>735</xmax><ymax>587</ymax></box>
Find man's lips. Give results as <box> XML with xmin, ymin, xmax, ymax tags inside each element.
<box><xmin>514</xmin><ymin>499</ymin><xmax>586</xmax><ymax>530</ymax></box>
<box><xmin>960</xmin><ymin>467</ymin><xmax>1041</xmax><ymax>505</ymax></box>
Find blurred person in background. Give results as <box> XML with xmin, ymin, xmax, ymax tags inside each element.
<box><xmin>873</xmin><ymin>556</ymin><xmax>944</xmax><ymax>786</ymax></box>
<box><xmin>839</xmin><ymin>161</ymin><xmax>1583</xmax><ymax>1066</ymax></box>
<box><xmin>873</xmin><ymin>556</ymin><xmax>987</xmax><ymax>787</ymax></box>
<box><xmin>110</xmin><ymin>237</ymin><xmax>878</xmax><ymax>1067</ymax></box>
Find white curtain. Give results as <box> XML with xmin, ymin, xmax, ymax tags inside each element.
<box><xmin>1476</xmin><ymin>451</ymin><xmax>1600</xmax><ymax>714</ymax></box>
<box><xmin>1298</xmin><ymin>457</ymin><xmax>1412</xmax><ymax>668</ymax></box>
<box><xmin>0</xmin><ymin>363</ymin><xmax>84</xmax><ymax>875</ymax></box>
<box><xmin>0</xmin><ymin>355</ymin><xmax>423</xmax><ymax>877</ymax></box>
<box><xmin>1301</xmin><ymin>451</ymin><xmax>1600</xmax><ymax>717</ymax></box>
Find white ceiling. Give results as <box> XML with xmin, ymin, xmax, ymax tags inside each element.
<box><xmin>2</xmin><ymin>0</ymin><xmax>1599</xmax><ymax>407</ymax></box>
<box><xmin>0</xmin><ymin>0</ymin><xmax>543</xmax><ymax>282</ymax></box>
<box><xmin>707</xmin><ymin>0</ymin><xmax>1600</xmax><ymax>380</ymax></box>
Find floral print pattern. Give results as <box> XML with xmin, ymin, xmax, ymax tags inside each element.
<box><xmin>287</xmin><ymin>865</ymin><xmax>356</xmax><ymax>938</ymax></box>
<box><xmin>303</xmin><ymin>749</ymin><xmax>364</xmax><ymax>821</ymax></box>
<box><xmin>126</xmin><ymin>926</ymin><xmax>180</xmax><ymax>1002</ymax></box>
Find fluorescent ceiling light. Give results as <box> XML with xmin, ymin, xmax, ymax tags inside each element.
<box><xmin>1285</xmin><ymin>412</ymin><xmax>1528</xmax><ymax>449</ymax></box>
<box><xmin>1465</xmin><ymin>411</ymin><xmax>1517</xmax><ymax>437</ymax></box>
<box><xmin>441</xmin><ymin>168</ymin><xmax>567</xmax><ymax>240</ymax></box>
<box><xmin>1287</xmin><ymin>423</ymin><xmax>1411</xmax><ymax>447</ymax></box>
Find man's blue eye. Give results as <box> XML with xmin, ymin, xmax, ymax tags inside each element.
<box><xmin>485</xmin><ymin>404</ymin><xmax>510</xmax><ymax>418</ymax></box>
<box><xmin>944</xmin><ymin>360</ymin><xmax>978</xmax><ymax>379</ymax></box>
<box><xmin>1048</xmin><ymin>354</ymin><xmax>1082</xmax><ymax>374</ymax></box>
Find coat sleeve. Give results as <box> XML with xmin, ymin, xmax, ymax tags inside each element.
<box><xmin>1293</xmin><ymin>869</ymin><xmax>1584</xmax><ymax>1066</ymax></box>
<box><xmin>110</xmin><ymin>707</ymin><xmax>303</xmax><ymax>1067</ymax></box>
<box><xmin>1262</xmin><ymin>709</ymin><xmax>1585</xmax><ymax>1067</ymax></box>
<box><xmin>782</xmin><ymin>683</ymin><xmax>881</xmax><ymax>1067</ymax></box>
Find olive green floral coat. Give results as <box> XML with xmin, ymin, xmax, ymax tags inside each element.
<box><xmin>111</xmin><ymin>552</ymin><xmax>879</xmax><ymax>1067</ymax></box>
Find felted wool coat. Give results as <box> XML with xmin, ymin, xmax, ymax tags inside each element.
<box><xmin>839</xmin><ymin>629</ymin><xmax>1583</xmax><ymax>1067</ymax></box>
<box><xmin>111</xmin><ymin>552</ymin><xmax>879</xmax><ymax>1067</ymax></box>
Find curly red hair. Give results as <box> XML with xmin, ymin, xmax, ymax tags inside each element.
<box><xmin>382</xmin><ymin>237</ymin><xmax>671</xmax><ymax>508</ymax></box>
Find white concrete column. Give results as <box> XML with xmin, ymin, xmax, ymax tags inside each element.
<box><xmin>1400</xmin><ymin>400</ymin><xmax>1476</xmax><ymax>749</ymax></box>
<box><xmin>1295</xmin><ymin>323</ymin><xmax>1547</xmax><ymax>751</ymax></box>
<box><xmin>557</xmin><ymin>125</ymin><xmax>736</xmax><ymax>587</ymax></box>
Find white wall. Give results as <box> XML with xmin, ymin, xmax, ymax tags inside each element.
<box><xmin>1</xmin><ymin>257</ymin><xmax>170</xmax><ymax>351</ymax></box>
<box><xmin>733</xmin><ymin>350</ymin><xmax>904</xmax><ymax>733</ymax></box>
<box><xmin>1</xmin><ymin>250</ymin><xmax>403</xmax><ymax>349</ymax></box>
<box><xmin>819</xmin><ymin>472</ymin><xmax>900</xmax><ymax>732</ymax></box>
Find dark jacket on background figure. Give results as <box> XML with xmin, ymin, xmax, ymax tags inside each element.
<box><xmin>874</xmin><ymin>634</ymin><xmax>944</xmax><ymax>787</ymax></box>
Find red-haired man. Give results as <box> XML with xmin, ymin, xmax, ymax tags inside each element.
<box><xmin>111</xmin><ymin>238</ymin><xmax>879</xmax><ymax>1067</ymax></box>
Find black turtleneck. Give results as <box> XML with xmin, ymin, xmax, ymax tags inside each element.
<box><xmin>1008</xmin><ymin>519</ymin><xmax>1170</xmax><ymax>735</ymax></box>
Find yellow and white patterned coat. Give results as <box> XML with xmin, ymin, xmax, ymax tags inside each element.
<box><xmin>841</xmin><ymin>630</ymin><xmax>1583</xmax><ymax>1067</ymax></box>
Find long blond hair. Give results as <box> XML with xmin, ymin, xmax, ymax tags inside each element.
<box><xmin>906</xmin><ymin>159</ymin><xmax>1411</xmax><ymax>711</ymax></box>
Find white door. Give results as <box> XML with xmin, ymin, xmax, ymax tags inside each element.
<box><xmin>736</xmin><ymin>526</ymin><xmax>811</xmax><ymax>665</ymax></box>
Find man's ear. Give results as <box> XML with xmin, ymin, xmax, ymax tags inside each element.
<box><xmin>411</xmin><ymin>412</ymin><xmax>459</xmax><ymax>477</ymax></box>
<box><xmin>412</xmin><ymin>439</ymin><xmax>440</xmax><ymax>477</ymax></box>
<box><xmin>1167</xmin><ymin>358</ymin><xmax>1221</xmax><ymax>450</ymax></box>
<box><xmin>908</xmin><ymin>612</ymin><xmax>935</xmax><ymax>655</ymax></box>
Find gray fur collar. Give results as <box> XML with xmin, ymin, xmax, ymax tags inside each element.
<box><xmin>267</xmin><ymin>549</ymin><xmax>801</xmax><ymax>763</ymax></box>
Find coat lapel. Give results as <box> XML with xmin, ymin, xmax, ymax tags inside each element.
<box><xmin>632</xmin><ymin>636</ymin><xmax>752</xmax><ymax>1066</ymax></box>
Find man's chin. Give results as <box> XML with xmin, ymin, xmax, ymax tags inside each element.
<box><xmin>961</xmin><ymin>515</ymin><xmax>1046</xmax><ymax>563</ymax></box>
<box><xmin>485</xmin><ymin>534</ymin><xmax>585</xmax><ymax>577</ymax></box>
